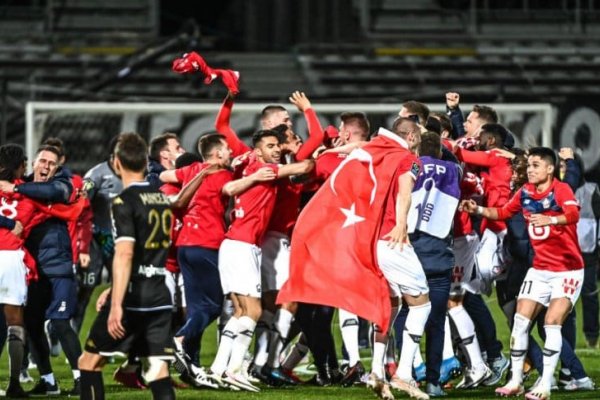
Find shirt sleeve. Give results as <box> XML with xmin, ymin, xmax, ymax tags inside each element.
<box><xmin>215</xmin><ymin>97</ymin><xmax>251</xmax><ymax>157</ymax></box>
<box><xmin>296</xmin><ymin>108</ymin><xmax>325</xmax><ymax>161</ymax></box>
<box><xmin>111</xmin><ymin>194</ymin><xmax>135</xmax><ymax>243</ymax></box>
<box><xmin>456</xmin><ymin>148</ymin><xmax>496</xmax><ymax>168</ymax></box>
<box><xmin>496</xmin><ymin>189</ymin><xmax>523</xmax><ymax>220</ymax></box>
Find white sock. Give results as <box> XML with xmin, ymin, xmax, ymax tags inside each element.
<box><xmin>253</xmin><ymin>310</ymin><xmax>274</xmax><ymax>368</ymax></box>
<box><xmin>372</xmin><ymin>341</ymin><xmax>387</xmax><ymax>379</ymax></box>
<box><xmin>448</xmin><ymin>305</ymin><xmax>486</xmax><ymax>369</ymax></box>
<box><xmin>339</xmin><ymin>309</ymin><xmax>361</xmax><ymax>366</ymax></box>
<box><xmin>508</xmin><ymin>313</ymin><xmax>531</xmax><ymax>385</ymax></box>
<box><xmin>281</xmin><ymin>340</ymin><xmax>308</xmax><ymax>371</ymax></box>
<box><xmin>540</xmin><ymin>325</ymin><xmax>562</xmax><ymax>390</ymax></box>
<box><xmin>397</xmin><ymin>302</ymin><xmax>431</xmax><ymax>381</ymax></box>
<box><xmin>442</xmin><ymin>315</ymin><xmax>455</xmax><ymax>360</ymax></box>
<box><xmin>267</xmin><ymin>309</ymin><xmax>293</xmax><ymax>368</ymax></box>
<box><xmin>72</xmin><ymin>369</ymin><xmax>80</xmax><ymax>380</ymax></box>
<box><xmin>385</xmin><ymin>305</ymin><xmax>400</xmax><ymax>364</ymax></box>
<box><xmin>413</xmin><ymin>348</ymin><xmax>424</xmax><ymax>367</ymax></box>
<box><xmin>210</xmin><ymin>317</ymin><xmax>239</xmax><ymax>375</ymax></box>
<box><xmin>227</xmin><ymin>316</ymin><xmax>257</xmax><ymax>374</ymax></box>
<box><xmin>42</xmin><ymin>373</ymin><xmax>55</xmax><ymax>386</ymax></box>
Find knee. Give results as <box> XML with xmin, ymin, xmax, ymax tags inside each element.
<box><xmin>512</xmin><ymin>313</ymin><xmax>531</xmax><ymax>336</ymax></box>
<box><xmin>143</xmin><ymin>357</ymin><xmax>169</xmax><ymax>383</ymax></box>
<box><xmin>78</xmin><ymin>351</ymin><xmax>105</xmax><ymax>371</ymax></box>
<box><xmin>246</xmin><ymin>300</ymin><xmax>262</xmax><ymax>321</ymax></box>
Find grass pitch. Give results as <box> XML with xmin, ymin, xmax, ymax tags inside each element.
<box><xmin>1</xmin><ymin>285</ymin><xmax>599</xmax><ymax>399</ymax></box>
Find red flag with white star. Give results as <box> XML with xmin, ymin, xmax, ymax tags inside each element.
<box><xmin>277</xmin><ymin>129</ymin><xmax>413</xmax><ymax>331</ymax></box>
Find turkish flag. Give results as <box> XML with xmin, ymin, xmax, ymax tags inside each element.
<box><xmin>278</xmin><ymin>128</ymin><xmax>412</xmax><ymax>331</ymax></box>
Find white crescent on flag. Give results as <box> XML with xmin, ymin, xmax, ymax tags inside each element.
<box><xmin>329</xmin><ymin>148</ymin><xmax>378</xmax><ymax>205</ymax></box>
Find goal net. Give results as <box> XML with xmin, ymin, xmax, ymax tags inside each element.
<box><xmin>26</xmin><ymin>101</ymin><xmax>554</xmax><ymax>175</ymax></box>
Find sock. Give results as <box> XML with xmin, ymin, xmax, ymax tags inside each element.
<box><xmin>253</xmin><ymin>310</ymin><xmax>274</xmax><ymax>368</ymax></box>
<box><xmin>210</xmin><ymin>317</ymin><xmax>239</xmax><ymax>375</ymax></box>
<box><xmin>413</xmin><ymin>348</ymin><xmax>424</xmax><ymax>367</ymax></box>
<box><xmin>339</xmin><ymin>308</ymin><xmax>360</xmax><ymax>367</ymax></box>
<box><xmin>267</xmin><ymin>309</ymin><xmax>293</xmax><ymax>368</ymax></box>
<box><xmin>281</xmin><ymin>339</ymin><xmax>308</xmax><ymax>371</ymax></box>
<box><xmin>80</xmin><ymin>370</ymin><xmax>104</xmax><ymax>400</ymax></box>
<box><xmin>372</xmin><ymin>337</ymin><xmax>387</xmax><ymax>379</ymax></box>
<box><xmin>509</xmin><ymin>313</ymin><xmax>531</xmax><ymax>385</ymax></box>
<box><xmin>42</xmin><ymin>373</ymin><xmax>56</xmax><ymax>386</ymax></box>
<box><xmin>448</xmin><ymin>305</ymin><xmax>486</xmax><ymax>369</ymax></box>
<box><xmin>396</xmin><ymin>302</ymin><xmax>431</xmax><ymax>381</ymax></box>
<box><xmin>540</xmin><ymin>325</ymin><xmax>562</xmax><ymax>390</ymax></box>
<box><xmin>217</xmin><ymin>299</ymin><xmax>234</xmax><ymax>344</ymax></box>
<box><xmin>148</xmin><ymin>377</ymin><xmax>175</xmax><ymax>400</ymax></box>
<box><xmin>227</xmin><ymin>316</ymin><xmax>256</xmax><ymax>374</ymax></box>
<box><xmin>385</xmin><ymin>304</ymin><xmax>400</xmax><ymax>364</ymax></box>
<box><xmin>442</xmin><ymin>316</ymin><xmax>455</xmax><ymax>360</ymax></box>
<box><xmin>7</xmin><ymin>325</ymin><xmax>25</xmax><ymax>381</ymax></box>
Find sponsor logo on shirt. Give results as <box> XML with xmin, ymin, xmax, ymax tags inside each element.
<box><xmin>138</xmin><ymin>264</ymin><xmax>166</xmax><ymax>278</ymax></box>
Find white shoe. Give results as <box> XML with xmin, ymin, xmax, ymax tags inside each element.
<box><xmin>495</xmin><ymin>381</ymin><xmax>525</xmax><ymax>397</ymax></box>
<box><xmin>563</xmin><ymin>377</ymin><xmax>595</xmax><ymax>391</ymax></box>
<box><xmin>366</xmin><ymin>373</ymin><xmax>395</xmax><ymax>400</ymax></box>
<box><xmin>532</xmin><ymin>376</ymin><xmax>558</xmax><ymax>390</ymax></box>
<box><xmin>456</xmin><ymin>364</ymin><xmax>492</xmax><ymax>389</ymax></box>
<box><xmin>223</xmin><ymin>371</ymin><xmax>260</xmax><ymax>392</ymax></box>
<box><xmin>389</xmin><ymin>375</ymin><xmax>429</xmax><ymax>400</ymax></box>
<box><xmin>524</xmin><ymin>384</ymin><xmax>551</xmax><ymax>400</ymax></box>
<box><xmin>188</xmin><ymin>364</ymin><xmax>218</xmax><ymax>389</ymax></box>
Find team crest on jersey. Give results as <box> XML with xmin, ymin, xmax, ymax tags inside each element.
<box><xmin>411</xmin><ymin>162</ymin><xmax>420</xmax><ymax>177</ymax></box>
<box><xmin>542</xmin><ymin>197</ymin><xmax>551</xmax><ymax>209</ymax></box>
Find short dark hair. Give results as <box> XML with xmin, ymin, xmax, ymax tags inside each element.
<box><xmin>0</xmin><ymin>144</ymin><xmax>26</xmax><ymax>181</ymax></box>
<box><xmin>149</xmin><ymin>132</ymin><xmax>178</xmax><ymax>162</ymax></box>
<box><xmin>261</xmin><ymin>105</ymin><xmax>287</xmax><ymax>120</ymax></box>
<box><xmin>198</xmin><ymin>133</ymin><xmax>226</xmax><ymax>160</ymax></box>
<box><xmin>431</xmin><ymin>112</ymin><xmax>454</xmax><ymax>138</ymax></box>
<box><xmin>175</xmin><ymin>152</ymin><xmax>202</xmax><ymax>169</ymax></box>
<box><xmin>425</xmin><ymin>116</ymin><xmax>441</xmax><ymax>135</ymax></box>
<box><xmin>419</xmin><ymin>131</ymin><xmax>442</xmax><ymax>158</ymax></box>
<box><xmin>402</xmin><ymin>101</ymin><xmax>430</xmax><ymax>125</ymax></box>
<box><xmin>340</xmin><ymin>112</ymin><xmax>370</xmax><ymax>139</ymax></box>
<box><xmin>480</xmin><ymin>123</ymin><xmax>508</xmax><ymax>147</ymax></box>
<box><xmin>528</xmin><ymin>147</ymin><xmax>557</xmax><ymax>167</ymax></box>
<box><xmin>473</xmin><ymin>105</ymin><xmax>498</xmax><ymax>124</ymax></box>
<box><xmin>115</xmin><ymin>132</ymin><xmax>148</xmax><ymax>173</ymax></box>
<box><xmin>36</xmin><ymin>144</ymin><xmax>61</xmax><ymax>159</ymax></box>
<box><xmin>252</xmin><ymin>129</ymin><xmax>279</xmax><ymax>147</ymax></box>
<box><xmin>43</xmin><ymin>137</ymin><xmax>65</xmax><ymax>159</ymax></box>
<box><xmin>271</xmin><ymin>124</ymin><xmax>290</xmax><ymax>144</ymax></box>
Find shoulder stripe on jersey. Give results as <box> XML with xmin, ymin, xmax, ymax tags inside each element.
<box><xmin>564</xmin><ymin>200</ymin><xmax>579</xmax><ymax>206</ymax></box>
<box><xmin>115</xmin><ymin>237</ymin><xmax>136</xmax><ymax>243</ymax></box>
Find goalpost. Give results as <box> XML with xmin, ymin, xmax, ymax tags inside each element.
<box><xmin>25</xmin><ymin>101</ymin><xmax>555</xmax><ymax>174</ymax></box>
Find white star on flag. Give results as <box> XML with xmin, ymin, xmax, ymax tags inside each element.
<box><xmin>340</xmin><ymin>203</ymin><xmax>365</xmax><ymax>228</ymax></box>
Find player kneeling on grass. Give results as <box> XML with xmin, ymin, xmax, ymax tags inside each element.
<box><xmin>78</xmin><ymin>132</ymin><xmax>176</xmax><ymax>400</ymax></box>
<box><xmin>461</xmin><ymin>147</ymin><xmax>589</xmax><ymax>400</ymax></box>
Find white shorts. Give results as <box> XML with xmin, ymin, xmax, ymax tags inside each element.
<box><xmin>376</xmin><ymin>240</ymin><xmax>429</xmax><ymax>298</ymax></box>
<box><xmin>0</xmin><ymin>250</ymin><xmax>28</xmax><ymax>306</ymax></box>
<box><xmin>219</xmin><ymin>239</ymin><xmax>262</xmax><ymax>298</ymax></box>
<box><xmin>165</xmin><ymin>271</ymin><xmax>186</xmax><ymax>308</ymax></box>
<box><xmin>476</xmin><ymin>228</ymin><xmax>506</xmax><ymax>282</ymax></box>
<box><xmin>260</xmin><ymin>231</ymin><xmax>290</xmax><ymax>292</ymax></box>
<box><xmin>518</xmin><ymin>268</ymin><xmax>584</xmax><ymax>307</ymax></box>
<box><xmin>450</xmin><ymin>233</ymin><xmax>480</xmax><ymax>296</ymax></box>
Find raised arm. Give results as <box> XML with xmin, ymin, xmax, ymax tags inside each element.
<box><xmin>215</xmin><ymin>93</ymin><xmax>250</xmax><ymax>156</ymax></box>
<box><xmin>289</xmin><ymin>91</ymin><xmax>325</xmax><ymax>160</ymax></box>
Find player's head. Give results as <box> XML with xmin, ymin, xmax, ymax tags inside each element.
<box><xmin>271</xmin><ymin>123</ymin><xmax>300</xmax><ymax>155</ymax></box>
<box><xmin>261</xmin><ymin>105</ymin><xmax>291</xmax><ymax>129</ymax></box>
<box><xmin>338</xmin><ymin>112</ymin><xmax>370</xmax><ymax>144</ymax></box>
<box><xmin>149</xmin><ymin>132</ymin><xmax>184</xmax><ymax>170</ymax></box>
<box><xmin>114</xmin><ymin>132</ymin><xmax>148</xmax><ymax>175</ymax></box>
<box><xmin>431</xmin><ymin>112</ymin><xmax>454</xmax><ymax>139</ymax></box>
<box><xmin>479</xmin><ymin>123</ymin><xmax>508</xmax><ymax>151</ymax></box>
<box><xmin>199</xmin><ymin>133</ymin><xmax>232</xmax><ymax>167</ymax></box>
<box><xmin>399</xmin><ymin>100</ymin><xmax>430</xmax><ymax>126</ymax></box>
<box><xmin>526</xmin><ymin>147</ymin><xmax>557</xmax><ymax>185</ymax></box>
<box><xmin>33</xmin><ymin>145</ymin><xmax>61</xmax><ymax>183</ymax></box>
<box><xmin>419</xmin><ymin>131</ymin><xmax>442</xmax><ymax>159</ymax></box>
<box><xmin>0</xmin><ymin>144</ymin><xmax>27</xmax><ymax>182</ymax></box>
<box><xmin>510</xmin><ymin>148</ymin><xmax>528</xmax><ymax>190</ymax></box>
<box><xmin>252</xmin><ymin>129</ymin><xmax>281</xmax><ymax>163</ymax></box>
<box><xmin>175</xmin><ymin>152</ymin><xmax>202</xmax><ymax>169</ymax></box>
<box><xmin>464</xmin><ymin>105</ymin><xmax>498</xmax><ymax>138</ymax></box>
<box><xmin>42</xmin><ymin>137</ymin><xmax>66</xmax><ymax>165</ymax></box>
<box><xmin>392</xmin><ymin>117</ymin><xmax>421</xmax><ymax>153</ymax></box>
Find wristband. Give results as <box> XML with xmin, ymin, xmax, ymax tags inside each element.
<box><xmin>550</xmin><ymin>216</ymin><xmax>558</xmax><ymax>225</ymax></box>
<box><xmin>13</xmin><ymin>185</ymin><xmax>18</xmax><ymax>193</ymax></box>
<box><xmin>476</xmin><ymin>206</ymin><xmax>484</xmax><ymax>216</ymax></box>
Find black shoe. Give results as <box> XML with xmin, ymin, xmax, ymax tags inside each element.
<box><xmin>305</xmin><ymin>369</ymin><xmax>331</xmax><ymax>387</ymax></box>
<box><xmin>6</xmin><ymin>380</ymin><xmax>29</xmax><ymax>398</ymax></box>
<box><xmin>329</xmin><ymin>367</ymin><xmax>343</xmax><ymax>384</ymax></box>
<box><xmin>66</xmin><ymin>378</ymin><xmax>80</xmax><ymax>397</ymax></box>
<box><xmin>340</xmin><ymin>361</ymin><xmax>365</xmax><ymax>387</ymax></box>
<box><xmin>28</xmin><ymin>379</ymin><xmax>60</xmax><ymax>396</ymax></box>
<box><xmin>249</xmin><ymin>364</ymin><xmax>271</xmax><ymax>385</ymax></box>
<box><xmin>262</xmin><ymin>366</ymin><xmax>298</xmax><ymax>386</ymax></box>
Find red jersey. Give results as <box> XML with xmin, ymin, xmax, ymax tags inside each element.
<box><xmin>379</xmin><ymin>154</ymin><xmax>421</xmax><ymax>239</ymax></box>
<box><xmin>314</xmin><ymin>152</ymin><xmax>347</xmax><ymax>183</ymax></box>
<box><xmin>497</xmin><ymin>179</ymin><xmax>583</xmax><ymax>272</ymax></box>
<box><xmin>175</xmin><ymin>162</ymin><xmax>233</xmax><ymax>249</ymax></box>
<box><xmin>160</xmin><ymin>181</ymin><xmax>183</xmax><ymax>273</ymax></box>
<box><xmin>457</xmin><ymin>148</ymin><xmax>512</xmax><ymax>233</ymax></box>
<box><xmin>0</xmin><ymin>186</ymin><xmax>37</xmax><ymax>250</ymax></box>
<box><xmin>267</xmin><ymin>179</ymin><xmax>303</xmax><ymax>236</ymax></box>
<box><xmin>226</xmin><ymin>161</ymin><xmax>279</xmax><ymax>245</ymax></box>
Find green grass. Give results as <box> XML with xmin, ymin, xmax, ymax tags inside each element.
<box><xmin>2</xmin><ymin>285</ymin><xmax>599</xmax><ymax>399</ymax></box>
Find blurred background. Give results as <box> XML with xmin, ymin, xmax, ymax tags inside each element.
<box><xmin>1</xmin><ymin>0</ymin><xmax>599</xmax><ymax>177</ymax></box>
